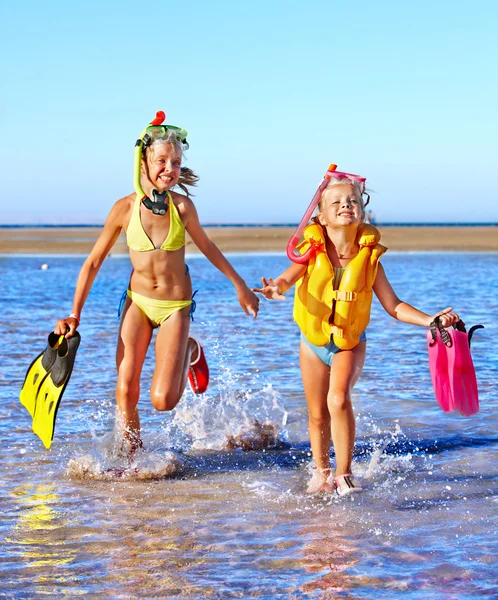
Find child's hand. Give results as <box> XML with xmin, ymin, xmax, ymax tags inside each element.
<box><xmin>252</xmin><ymin>277</ymin><xmax>286</xmax><ymax>301</ymax></box>
<box><xmin>237</xmin><ymin>285</ymin><xmax>260</xmax><ymax>318</ymax></box>
<box><xmin>431</xmin><ymin>307</ymin><xmax>460</xmax><ymax>328</ymax></box>
<box><xmin>55</xmin><ymin>316</ymin><xmax>79</xmax><ymax>338</ymax></box>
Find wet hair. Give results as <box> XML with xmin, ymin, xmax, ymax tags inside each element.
<box><xmin>316</xmin><ymin>177</ymin><xmax>366</xmax><ymax>222</ymax></box>
<box><xmin>177</xmin><ymin>166</ymin><xmax>199</xmax><ymax>196</ymax></box>
<box><xmin>143</xmin><ymin>137</ymin><xmax>199</xmax><ymax>197</ymax></box>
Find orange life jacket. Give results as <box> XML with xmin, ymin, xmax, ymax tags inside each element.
<box><xmin>293</xmin><ymin>222</ymin><xmax>387</xmax><ymax>349</ymax></box>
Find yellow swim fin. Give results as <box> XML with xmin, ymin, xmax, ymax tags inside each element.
<box><xmin>20</xmin><ymin>332</ymin><xmax>64</xmax><ymax>417</ymax></box>
<box><xmin>20</xmin><ymin>332</ymin><xmax>81</xmax><ymax>449</ymax></box>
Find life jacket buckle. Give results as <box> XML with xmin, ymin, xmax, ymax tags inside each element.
<box><xmin>333</xmin><ymin>290</ymin><xmax>357</xmax><ymax>302</ymax></box>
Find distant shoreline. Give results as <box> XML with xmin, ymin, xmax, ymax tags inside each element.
<box><xmin>1</xmin><ymin>222</ymin><xmax>498</xmax><ymax>228</ymax></box>
<box><xmin>1</xmin><ymin>225</ymin><xmax>497</xmax><ymax>254</ymax></box>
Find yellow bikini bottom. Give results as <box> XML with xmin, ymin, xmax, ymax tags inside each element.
<box><xmin>127</xmin><ymin>290</ymin><xmax>192</xmax><ymax>328</ymax></box>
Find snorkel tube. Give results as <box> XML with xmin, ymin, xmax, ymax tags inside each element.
<box><xmin>286</xmin><ymin>164</ymin><xmax>337</xmax><ymax>264</ymax></box>
<box><xmin>286</xmin><ymin>164</ymin><xmax>368</xmax><ymax>264</ymax></box>
<box><xmin>134</xmin><ymin>110</ymin><xmax>166</xmax><ymax>202</ymax></box>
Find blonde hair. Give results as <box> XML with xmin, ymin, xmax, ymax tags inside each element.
<box><xmin>317</xmin><ymin>177</ymin><xmax>366</xmax><ymax>221</ymax></box>
<box><xmin>144</xmin><ymin>139</ymin><xmax>199</xmax><ymax>197</ymax></box>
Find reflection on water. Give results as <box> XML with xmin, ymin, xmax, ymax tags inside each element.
<box><xmin>7</xmin><ymin>484</ymin><xmax>78</xmax><ymax>594</ymax></box>
<box><xmin>1</xmin><ymin>253</ymin><xmax>498</xmax><ymax>598</ymax></box>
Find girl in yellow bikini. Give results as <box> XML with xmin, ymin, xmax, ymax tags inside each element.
<box><xmin>55</xmin><ymin>112</ymin><xmax>260</xmax><ymax>451</ymax></box>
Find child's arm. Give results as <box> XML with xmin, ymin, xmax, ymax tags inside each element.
<box><xmin>182</xmin><ymin>197</ymin><xmax>260</xmax><ymax>317</ymax></box>
<box><xmin>54</xmin><ymin>199</ymin><xmax>125</xmax><ymax>337</ymax></box>
<box><xmin>373</xmin><ymin>264</ymin><xmax>459</xmax><ymax>327</ymax></box>
<box><xmin>253</xmin><ymin>263</ymin><xmax>307</xmax><ymax>300</ymax></box>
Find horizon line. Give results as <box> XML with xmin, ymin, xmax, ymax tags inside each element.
<box><xmin>1</xmin><ymin>222</ymin><xmax>498</xmax><ymax>229</ymax></box>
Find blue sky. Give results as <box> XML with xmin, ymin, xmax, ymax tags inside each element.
<box><xmin>1</xmin><ymin>0</ymin><xmax>497</xmax><ymax>224</ymax></box>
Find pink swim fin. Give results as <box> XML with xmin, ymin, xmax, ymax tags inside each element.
<box><xmin>426</xmin><ymin>322</ymin><xmax>453</xmax><ymax>412</ymax></box>
<box><xmin>447</xmin><ymin>323</ymin><xmax>484</xmax><ymax>416</ymax></box>
<box><xmin>427</xmin><ymin>319</ymin><xmax>483</xmax><ymax>416</ymax></box>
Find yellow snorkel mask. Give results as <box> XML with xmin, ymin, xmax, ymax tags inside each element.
<box><xmin>134</xmin><ymin>111</ymin><xmax>189</xmax><ymax>215</ymax></box>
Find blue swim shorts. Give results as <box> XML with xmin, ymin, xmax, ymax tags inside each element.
<box><xmin>300</xmin><ymin>331</ymin><xmax>367</xmax><ymax>366</ymax></box>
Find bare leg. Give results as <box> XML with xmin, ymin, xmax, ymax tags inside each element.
<box><xmin>300</xmin><ymin>341</ymin><xmax>333</xmax><ymax>473</ymax></box>
<box><xmin>328</xmin><ymin>342</ymin><xmax>366</xmax><ymax>476</ymax></box>
<box><xmin>116</xmin><ymin>297</ymin><xmax>153</xmax><ymax>450</ymax></box>
<box><xmin>150</xmin><ymin>306</ymin><xmax>194</xmax><ymax>411</ymax></box>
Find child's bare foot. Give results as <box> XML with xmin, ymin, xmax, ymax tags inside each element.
<box><xmin>119</xmin><ymin>433</ymin><xmax>143</xmax><ymax>461</ymax></box>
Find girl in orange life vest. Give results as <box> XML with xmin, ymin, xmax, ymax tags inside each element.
<box><xmin>253</xmin><ymin>174</ymin><xmax>459</xmax><ymax>496</ymax></box>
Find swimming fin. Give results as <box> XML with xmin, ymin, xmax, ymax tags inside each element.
<box><xmin>20</xmin><ymin>332</ymin><xmax>81</xmax><ymax>448</ymax></box>
<box><xmin>20</xmin><ymin>332</ymin><xmax>65</xmax><ymax>417</ymax></box>
<box><xmin>427</xmin><ymin>319</ymin><xmax>483</xmax><ymax>417</ymax></box>
<box><xmin>446</xmin><ymin>321</ymin><xmax>483</xmax><ymax>417</ymax></box>
<box><xmin>426</xmin><ymin>321</ymin><xmax>453</xmax><ymax>412</ymax></box>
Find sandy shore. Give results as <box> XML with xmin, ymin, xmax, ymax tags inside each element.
<box><xmin>0</xmin><ymin>226</ymin><xmax>497</xmax><ymax>254</ymax></box>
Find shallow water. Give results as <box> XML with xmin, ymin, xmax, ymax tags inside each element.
<box><xmin>1</xmin><ymin>252</ymin><xmax>497</xmax><ymax>598</ymax></box>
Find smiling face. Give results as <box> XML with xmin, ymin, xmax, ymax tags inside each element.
<box><xmin>317</xmin><ymin>183</ymin><xmax>364</xmax><ymax>228</ymax></box>
<box><xmin>143</xmin><ymin>141</ymin><xmax>182</xmax><ymax>191</ymax></box>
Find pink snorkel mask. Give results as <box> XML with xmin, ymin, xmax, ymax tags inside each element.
<box><xmin>286</xmin><ymin>164</ymin><xmax>369</xmax><ymax>264</ymax></box>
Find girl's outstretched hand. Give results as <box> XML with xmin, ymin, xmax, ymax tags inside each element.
<box><xmin>431</xmin><ymin>307</ymin><xmax>460</xmax><ymax>328</ymax></box>
<box><xmin>237</xmin><ymin>285</ymin><xmax>260</xmax><ymax>318</ymax></box>
<box><xmin>252</xmin><ymin>277</ymin><xmax>286</xmax><ymax>301</ymax></box>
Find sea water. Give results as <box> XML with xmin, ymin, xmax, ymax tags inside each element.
<box><xmin>1</xmin><ymin>252</ymin><xmax>497</xmax><ymax>599</ymax></box>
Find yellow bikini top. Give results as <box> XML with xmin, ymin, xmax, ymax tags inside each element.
<box><xmin>126</xmin><ymin>191</ymin><xmax>185</xmax><ymax>252</ymax></box>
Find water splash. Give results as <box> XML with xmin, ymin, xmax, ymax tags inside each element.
<box><xmin>225</xmin><ymin>418</ymin><xmax>287</xmax><ymax>451</ymax></box>
<box><xmin>66</xmin><ymin>451</ymin><xmax>183</xmax><ymax>480</ymax></box>
<box><xmin>170</xmin><ymin>376</ymin><xmax>288</xmax><ymax>451</ymax></box>
<box><xmin>65</xmin><ymin>427</ymin><xmax>185</xmax><ymax>481</ymax></box>
<box><xmin>364</xmin><ymin>422</ymin><xmax>404</xmax><ymax>479</ymax></box>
